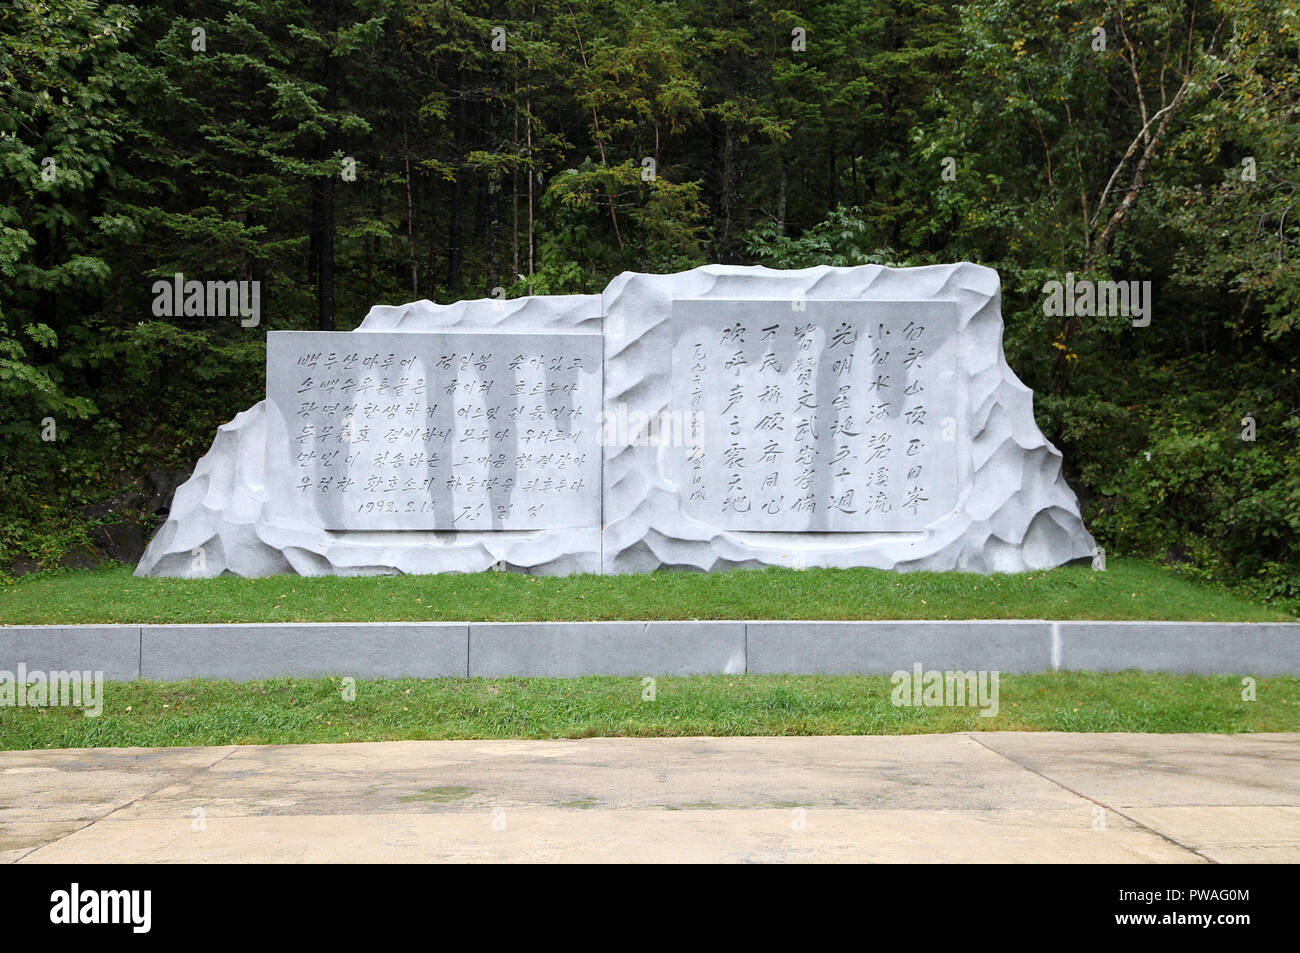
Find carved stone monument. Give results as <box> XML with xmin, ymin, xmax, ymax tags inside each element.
<box><xmin>136</xmin><ymin>263</ymin><xmax>1096</xmax><ymax>577</ymax></box>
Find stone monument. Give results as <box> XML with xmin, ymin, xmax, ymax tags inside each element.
<box><xmin>136</xmin><ymin>263</ymin><xmax>1096</xmax><ymax>577</ymax></box>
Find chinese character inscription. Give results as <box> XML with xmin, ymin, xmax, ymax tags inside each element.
<box><xmin>672</xmin><ymin>299</ymin><xmax>959</xmax><ymax>531</ymax></box>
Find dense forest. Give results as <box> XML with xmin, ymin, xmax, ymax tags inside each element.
<box><xmin>1</xmin><ymin>0</ymin><xmax>1296</xmax><ymax>604</ymax></box>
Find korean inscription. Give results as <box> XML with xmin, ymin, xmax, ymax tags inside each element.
<box><xmin>266</xmin><ymin>330</ymin><xmax>601</xmax><ymax>530</ymax></box>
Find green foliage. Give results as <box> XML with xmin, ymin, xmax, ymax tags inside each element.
<box><xmin>742</xmin><ymin>206</ymin><xmax>901</xmax><ymax>268</ymax></box>
<box><xmin>528</xmin><ymin>158</ymin><xmax>708</xmax><ymax>293</ymax></box>
<box><xmin>0</xmin><ymin>0</ymin><xmax>1295</xmax><ymax>607</ymax></box>
<box><xmin>0</xmin><ymin>0</ymin><xmax>132</xmax><ymax>425</ymax></box>
<box><xmin>1092</xmin><ymin>405</ymin><xmax>1300</xmax><ymax>605</ymax></box>
<box><xmin>0</xmin><ymin>559</ymin><xmax>1286</xmax><ymax>623</ymax></box>
<box><xmin>4</xmin><ymin>672</ymin><xmax>1299</xmax><ymax>749</ymax></box>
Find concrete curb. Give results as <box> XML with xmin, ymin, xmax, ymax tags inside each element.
<box><xmin>140</xmin><ymin>623</ymin><xmax>469</xmax><ymax>681</ymax></box>
<box><xmin>1</xmin><ymin>620</ymin><xmax>1297</xmax><ymax>681</ymax></box>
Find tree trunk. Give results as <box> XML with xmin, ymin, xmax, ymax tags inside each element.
<box><xmin>718</xmin><ymin>120</ymin><xmax>738</xmax><ymax>262</ymax></box>
<box><xmin>315</xmin><ymin>0</ymin><xmax>338</xmax><ymax>332</ymax></box>
<box><xmin>403</xmin><ymin>122</ymin><xmax>417</xmax><ymax>299</ymax></box>
<box><xmin>526</xmin><ymin>96</ymin><xmax>535</xmax><ymax>277</ymax></box>
<box><xmin>777</xmin><ymin>156</ymin><xmax>789</xmax><ymax>236</ymax></box>
<box><xmin>446</xmin><ymin>79</ymin><xmax>465</xmax><ymax>294</ymax></box>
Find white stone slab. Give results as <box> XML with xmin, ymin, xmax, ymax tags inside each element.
<box><xmin>266</xmin><ymin>330</ymin><xmax>600</xmax><ymax>531</ymax></box>
<box><xmin>602</xmin><ymin>264</ymin><xmax>1095</xmax><ymax>573</ymax></box>
<box><xmin>670</xmin><ymin>298</ymin><xmax>960</xmax><ymax>531</ymax></box>
<box><xmin>136</xmin><ymin>295</ymin><xmax>604</xmax><ymax>577</ymax></box>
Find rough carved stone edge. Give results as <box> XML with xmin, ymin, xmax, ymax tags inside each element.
<box><xmin>599</xmin><ymin>263</ymin><xmax>1096</xmax><ymax>574</ymax></box>
<box><xmin>136</xmin><ymin>295</ymin><xmax>603</xmax><ymax>577</ymax></box>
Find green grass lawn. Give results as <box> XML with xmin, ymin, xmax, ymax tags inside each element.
<box><xmin>0</xmin><ymin>558</ymin><xmax>1290</xmax><ymax>624</ymax></box>
<box><xmin>0</xmin><ymin>672</ymin><xmax>1295</xmax><ymax>749</ymax></box>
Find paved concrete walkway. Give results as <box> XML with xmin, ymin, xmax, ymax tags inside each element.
<box><xmin>3</xmin><ymin>733</ymin><xmax>1297</xmax><ymax>863</ymax></box>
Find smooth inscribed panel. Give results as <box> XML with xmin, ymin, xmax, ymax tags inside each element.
<box><xmin>671</xmin><ymin>299</ymin><xmax>958</xmax><ymax>531</ymax></box>
<box><xmin>267</xmin><ymin>330</ymin><xmax>601</xmax><ymax>530</ymax></box>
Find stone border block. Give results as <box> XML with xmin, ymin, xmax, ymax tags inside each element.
<box><xmin>0</xmin><ymin>626</ymin><xmax>140</xmax><ymax>681</ymax></box>
<box><xmin>1057</xmin><ymin>622</ymin><xmax>1300</xmax><ymax>675</ymax></box>
<box><xmin>747</xmin><ymin>621</ymin><xmax>1053</xmax><ymax>674</ymax></box>
<box><xmin>139</xmin><ymin>623</ymin><xmax>469</xmax><ymax>681</ymax></box>
<box><xmin>468</xmin><ymin>621</ymin><xmax>745</xmax><ymax>677</ymax></box>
